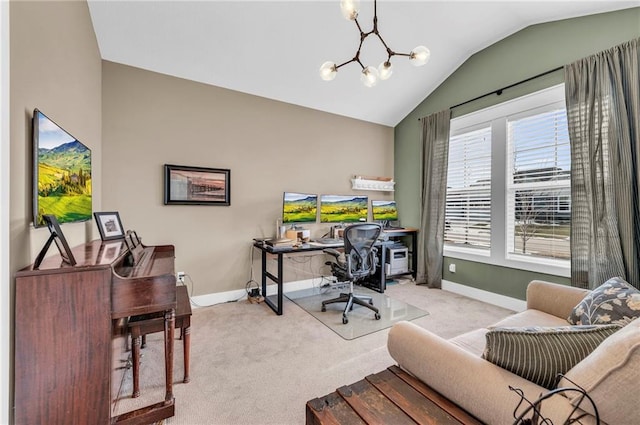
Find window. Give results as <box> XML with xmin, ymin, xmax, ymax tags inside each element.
<box><xmin>445</xmin><ymin>84</ymin><xmax>570</xmax><ymax>276</ymax></box>
<box><xmin>506</xmin><ymin>108</ymin><xmax>570</xmax><ymax>260</ymax></box>
<box><xmin>445</xmin><ymin>126</ymin><xmax>492</xmax><ymax>252</ymax></box>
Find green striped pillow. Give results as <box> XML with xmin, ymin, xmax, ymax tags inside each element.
<box><xmin>482</xmin><ymin>325</ymin><xmax>620</xmax><ymax>389</ymax></box>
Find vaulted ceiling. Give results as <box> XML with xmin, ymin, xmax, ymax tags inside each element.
<box><xmin>87</xmin><ymin>1</ymin><xmax>637</xmax><ymax>126</ymax></box>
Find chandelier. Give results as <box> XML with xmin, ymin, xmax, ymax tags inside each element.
<box><xmin>319</xmin><ymin>0</ymin><xmax>430</xmax><ymax>87</ymax></box>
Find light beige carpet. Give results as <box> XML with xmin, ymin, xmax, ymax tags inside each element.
<box><xmin>114</xmin><ymin>282</ymin><xmax>515</xmax><ymax>424</ymax></box>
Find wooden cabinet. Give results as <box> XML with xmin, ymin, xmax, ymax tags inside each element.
<box><xmin>15</xmin><ymin>267</ymin><xmax>112</xmax><ymax>424</ymax></box>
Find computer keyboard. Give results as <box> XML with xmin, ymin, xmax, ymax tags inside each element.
<box><xmin>310</xmin><ymin>238</ymin><xmax>343</xmax><ymax>246</ymax></box>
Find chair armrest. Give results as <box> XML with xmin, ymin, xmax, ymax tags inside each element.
<box><xmin>323</xmin><ymin>248</ymin><xmax>341</xmax><ymax>260</ymax></box>
<box><xmin>526</xmin><ymin>280</ymin><xmax>590</xmax><ymax>319</ymax></box>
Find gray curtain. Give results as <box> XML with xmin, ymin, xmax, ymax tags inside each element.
<box><xmin>565</xmin><ymin>38</ymin><xmax>640</xmax><ymax>289</ymax></box>
<box><xmin>417</xmin><ymin>109</ymin><xmax>451</xmax><ymax>288</ymax></box>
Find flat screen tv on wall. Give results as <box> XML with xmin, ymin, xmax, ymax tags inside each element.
<box><xmin>33</xmin><ymin>109</ymin><xmax>92</xmax><ymax>228</ymax></box>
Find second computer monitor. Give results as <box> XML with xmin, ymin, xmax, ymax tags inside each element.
<box><xmin>320</xmin><ymin>195</ymin><xmax>368</xmax><ymax>223</ymax></box>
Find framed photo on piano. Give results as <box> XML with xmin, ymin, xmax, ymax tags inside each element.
<box><xmin>94</xmin><ymin>211</ymin><xmax>125</xmax><ymax>241</ymax></box>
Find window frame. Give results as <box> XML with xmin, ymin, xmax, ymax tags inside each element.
<box><xmin>444</xmin><ymin>84</ymin><xmax>570</xmax><ymax>277</ymax></box>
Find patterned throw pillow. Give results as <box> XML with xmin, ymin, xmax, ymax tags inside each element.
<box><xmin>568</xmin><ymin>277</ymin><xmax>640</xmax><ymax>326</ymax></box>
<box><xmin>482</xmin><ymin>325</ymin><xmax>620</xmax><ymax>389</ymax></box>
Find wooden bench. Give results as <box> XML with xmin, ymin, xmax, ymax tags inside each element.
<box><xmin>128</xmin><ymin>285</ymin><xmax>192</xmax><ymax>398</ymax></box>
<box><xmin>306</xmin><ymin>365</ymin><xmax>483</xmax><ymax>425</ymax></box>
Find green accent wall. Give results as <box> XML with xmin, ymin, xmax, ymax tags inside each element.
<box><xmin>442</xmin><ymin>258</ymin><xmax>570</xmax><ymax>301</ymax></box>
<box><xmin>395</xmin><ymin>8</ymin><xmax>640</xmax><ymax>298</ymax></box>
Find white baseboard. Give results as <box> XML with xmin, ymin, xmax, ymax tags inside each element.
<box><xmin>191</xmin><ymin>278</ymin><xmax>527</xmax><ymax>312</ymax></box>
<box><xmin>189</xmin><ymin>277</ymin><xmax>322</xmax><ymax>308</ymax></box>
<box><xmin>442</xmin><ymin>280</ymin><xmax>527</xmax><ymax>312</ymax></box>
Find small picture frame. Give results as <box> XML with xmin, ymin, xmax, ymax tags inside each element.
<box><xmin>164</xmin><ymin>164</ymin><xmax>231</xmax><ymax>206</ymax></box>
<box><xmin>34</xmin><ymin>214</ymin><xmax>77</xmax><ymax>269</ymax></box>
<box><xmin>94</xmin><ymin>211</ymin><xmax>125</xmax><ymax>241</ymax></box>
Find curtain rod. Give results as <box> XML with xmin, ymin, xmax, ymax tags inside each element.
<box><xmin>450</xmin><ymin>66</ymin><xmax>564</xmax><ymax>110</ymax></box>
<box><xmin>418</xmin><ymin>65</ymin><xmax>564</xmax><ymax>120</ymax></box>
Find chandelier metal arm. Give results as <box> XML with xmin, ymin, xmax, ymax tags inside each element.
<box><xmin>336</xmin><ymin>58</ymin><xmax>357</xmax><ymax>70</ymax></box>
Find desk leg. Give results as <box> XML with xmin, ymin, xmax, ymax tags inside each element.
<box><xmin>263</xmin><ymin>251</ymin><xmax>284</xmax><ymax>315</ymax></box>
<box><xmin>411</xmin><ymin>232</ymin><xmax>418</xmax><ymax>280</ymax></box>
<box><xmin>378</xmin><ymin>247</ymin><xmax>387</xmax><ymax>293</ymax></box>
<box><xmin>261</xmin><ymin>248</ymin><xmax>267</xmax><ymax>301</ymax></box>
<box><xmin>277</xmin><ymin>254</ymin><xmax>283</xmax><ymax>313</ymax></box>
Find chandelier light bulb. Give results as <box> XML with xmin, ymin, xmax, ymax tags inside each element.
<box><xmin>409</xmin><ymin>46</ymin><xmax>431</xmax><ymax>67</ymax></box>
<box><xmin>340</xmin><ymin>0</ymin><xmax>360</xmax><ymax>21</ymax></box>
<box><xmin>378</xmin><ymin>61</ymin><xmax>393</xmax><ymax>80</ymax></box>
<box><xmin>361</xmin><ymin>66</ymin><xmax>379</xmax><ymax>87</ymax></box>
<box><xmin>319</xmin><ymin>61</ymin><xmax>338</xmax><ymax>81</ymax></box>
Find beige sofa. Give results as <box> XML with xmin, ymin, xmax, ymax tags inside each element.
<box><xmin>387</xmin><ymin>280</ymin><xmax>640</xmax><ymax>425</ymax></box>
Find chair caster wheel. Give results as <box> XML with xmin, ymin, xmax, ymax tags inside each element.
<box><xmin>375</xmin><ymin>313</ymin><xmax>381</xmax><ymax>320</ymax></box>
<box><xmin>321</xmin><ymin>306</ymin><xmax>326</xmax><ymax>312</ymax></box>
<box><xmin>342</xmin><ymin>315</ymin><xmax>348</xmax><ymax>324</ymax></box>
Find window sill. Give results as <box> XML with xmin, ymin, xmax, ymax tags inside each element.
<box><xmin>444</xmin><ymin>247</ymin><xmax>570</xmax><ymax>278</ymax></box>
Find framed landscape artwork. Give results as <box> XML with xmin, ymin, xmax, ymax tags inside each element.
<box><xmin>164</xmin><ymin>164</ymin><xmax>231</xmax><ymax>206</ymax></box>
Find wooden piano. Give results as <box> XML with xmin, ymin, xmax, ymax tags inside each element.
<box><xmin>14</xmin><ymin>238</ymin><xmax>178</xmax><ymax>425</ymax></box>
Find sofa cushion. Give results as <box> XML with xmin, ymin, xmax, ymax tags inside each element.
<box><xmin>482</xmin><ymin>325</ymin><xmax>620</xmax><ymax>389</ymax></box>
<box><xmin>449</xmin><ymin>328</ymin><xmax>487</xmax><ymax>357</ymax></box>
<box><xmin>568</xmin><ymin>276</ymin><xmax>640</xmax><ymax>326</ymax></box>
<box><xmin>559</xmin><ymin>318</ymin><xmax>640</xmax><ymax>425</ymax></box>
<box><xmin>492</xmin><ymin>309</ymin><xmax>570</xmax><ymax>328</ymax></box>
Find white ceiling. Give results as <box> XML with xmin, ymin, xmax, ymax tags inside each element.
<box><xmin>87</xmin><ymin>1</ymin><xmax>637</xmax><ymax>126</ymax></box>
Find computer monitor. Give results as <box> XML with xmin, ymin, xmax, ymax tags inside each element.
<box><xmin>320</xmin><ymin>195</ymin><xmax>368</xmax><ymax>223</ymax></box>
<box><xmin>371</xmin><ymin>200</ymin><xmax>398</xmax><ymax>225</ymax></box>
<box><xmin>282</xmin><ymin>192</ymin><xmax>317</xmax><ymax>224</ymax></box>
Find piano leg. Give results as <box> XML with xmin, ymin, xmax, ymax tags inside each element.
<box><xmin>183</xmin><ymin>324</ymin><xmax>191</xmax><ymax>383</ymax></box>
<box><xmin>164</xmin><ymin>308</ymin><xmax>175</xmax><ymax>404</ymax></box>
<box><xmin>131</xmin><ymin>333</ymin><xmax>141</xmax><ymax>398</ymax></box>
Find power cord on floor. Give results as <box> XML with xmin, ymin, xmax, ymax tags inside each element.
<box><xmin>181</xmin><ymin>273</ymin><xmax>245</xmax><ymax>308</ymax></box>
<box><xmin>246</xmin><ymin>243</ymin><xmax>263</xmax><ymax>303</ymax></box>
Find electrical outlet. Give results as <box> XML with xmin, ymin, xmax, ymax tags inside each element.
<box><xmin>448</xmin><ymin>263</ymin><xmax>456</xmax><ymax>273</ymax></box>
<box><xmin>177</xmin><ymin>272</ymin><xmax>185</xmax><ymax>283</ymax></box>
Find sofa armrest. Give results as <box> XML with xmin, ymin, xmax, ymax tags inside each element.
<box><xmin>387</xmin><ymin>321</ymin><xmax>590</xmax><ymax>425</ymax></box>
<box><xmin>526</xmin><ymin>280</ymin><xmax>590</xmax><ymax>319</ymax></box>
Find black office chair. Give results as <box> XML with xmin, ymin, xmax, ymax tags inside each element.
<box><xmin>322</xmin><ymin>223</ymin><xmax>382</xmax><ymax>324</ymax></box>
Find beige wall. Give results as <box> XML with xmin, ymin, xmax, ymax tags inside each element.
<box><xmin>9</xmin><ymin>0</ymin><xmax>102</xmax><ymax>422</ymax></box>
<box><xmin>10</xmin><ymin>0</ymin><xmax>102</xmax><ymax>271</ymax></box>
<box><xmin>102</xmin><ymin>61</ymin><xmax>394</xmax><ymax>295</ymax></box>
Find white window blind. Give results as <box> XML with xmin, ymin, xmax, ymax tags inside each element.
<box><xmin>506</xmin><ymin>108</ymin><xmax>571</xmax><ymax>260</ymax></box>
<box><xmin>445</xmin><ymin>126</ymin><xmax>492</xmax><ymax>251</ymax></box>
